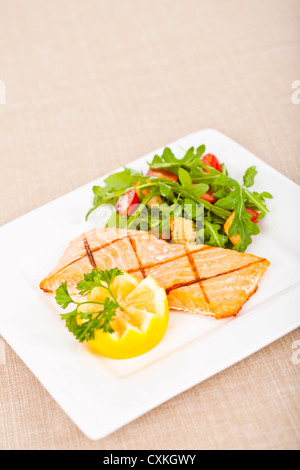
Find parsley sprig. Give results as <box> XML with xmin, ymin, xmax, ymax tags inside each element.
<box><xmin>55</xmin><ymin>268</ymin><xmax>123</xmax><ymax>342</ymax></box>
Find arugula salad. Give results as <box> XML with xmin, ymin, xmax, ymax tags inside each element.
<box><xmin>86</xmin><ymin>146</ymin><xmax>272</xmax><ymax>252</ymax></box>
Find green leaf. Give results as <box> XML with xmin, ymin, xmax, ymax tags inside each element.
<box><xmin>204</xmin><ymin>220</ymin><xmax>228</xmax><ymax>248</ymax></box>
<box><xmin>60</xmin><ymin>309</ymin><xmax>81</xmax><ymax>334</ymax></box>
<box><xmin>229</xmin><ymin>210</ymin><xmax>260</xmax><ymax>252</ymax></box>
<box><xmin>161</xmin><ymin>147</ymin><xmax>176</xmax><ymax>162</ymax></box>
<box><xmin>178</xmin><ymin>168</ymin><xmax>192</xmax><ymax>186</ymax></box>
<box><xmin>244</xmin><ymin>189</ymin><xmax>272</xmax><ymax>219</ymax></box>
<box><xmin>103</xmin><ymin>168</ymin><xmax>140</xmax><ymax>191</ymax></box>
<box><xmin>260</xmin><ymin>191</ymin><xmax>273</xmax><ymax>199</ymax></box>
<box><xmin>212</xmin><ymin>188</ymin><xmax>229</xmax><ymax>199</ymax></box>
<box><xmin>195</xmin><ymin>145</ymin><xmax>206</xmax><ymax>157</ymax></box>
<box><xmin>190</xmin><ymin>165</ymin><xmax>229</xmax><ymax>186</ymax></box>
<box><xmin>55</xmin><ymin>282</ymin><xmax>74</xmax><ymax>309</ymax></box>
<box><xmin>181</xmin><ymin>147</ymin><xmax>196</xmax><ymax>163</ymax></box>
<box><xmin>61</xmin><ymin>301</ymin><xmax>116</xmax><ymax>342</ymax></box>
<box><xmin>56</xmin><ymin>269</ymin><xmax>124</xmax><ymax>343</ymax></box>
<box><xmin>77</xmin><ymin>268</ymin><xmax>123</xmax><ymax>296</ymax></box>
<box><xmin>159</xmin><ymin>182</ymin><xmax>172</xmax><ymax>197</ymax></box>
<box><xmin>221</xmin><ymin>163</ymin><xmax>228</xmax><ymax>176</ymax></box>
<box><xmin>188</xmin><ymin>183</ymin><xmax>208</xmax><ymax>197</ymax></box>
<box><xmin>148</xmin><ymin>147</ymin><xmax>193</xmax><ymax>172</ymax></box>
<box><xmin>216</xmin><ymin>180</ymin><xmax>260</xmax><ymax>251</ymax></box>
<box><xmin>243</xmin><ymin>166</ymin><xmax>257</xmax><ymax>188</ymax></box>
<box><xmin>86</xmin><ymin>186</ymin><xmax>129</xmax><ymax>219</ymax></box>
<box><xmin>86</xmin><ymin>169</ymin><xmax>145</xmax><ymax>220</ymax></box>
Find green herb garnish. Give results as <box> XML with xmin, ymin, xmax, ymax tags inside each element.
<box><xmin>55</xmin><ymin>268</ymin><xmax>123</xmax><ymax>342</ymax></box>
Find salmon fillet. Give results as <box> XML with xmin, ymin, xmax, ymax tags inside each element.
<box><xmin>40</xmin><ymin>228</ymin><xmax>270</xmax><ymax>318</ymax></box>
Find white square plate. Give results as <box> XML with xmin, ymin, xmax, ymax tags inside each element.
<box><xmin>0</xmin><ymin>129</ymin><xmax>299</xmax><ymax>440</ymax></box>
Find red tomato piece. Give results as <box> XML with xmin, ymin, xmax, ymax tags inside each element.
<box><xmin>245</xmin><ymin>207</ymin><xmax>259</xmax><ymax>223</ymax></box>
<box><xmin>146</xmin><ymin>169</ymin><xmax>178</xmax><ymax>182</ymax></box>
<box><xmin>200</xmin><ymin>189</ymin><xmax>217</xmax><ymax>204</ymax></box>
<box><xmin>115</xmin><ymin>189</ymin><xmax>139</xmax><ymax>216</ymax></box>
<box><xmin>201</xmin><ymin>154</ymin><xmax>222</xmax><ymax>172</ymax></box>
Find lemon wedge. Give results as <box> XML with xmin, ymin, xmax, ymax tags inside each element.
<box><xmin>80</xmin><ymin>273</ymin><xmax>169</xmax><ymax>359</ymax></box>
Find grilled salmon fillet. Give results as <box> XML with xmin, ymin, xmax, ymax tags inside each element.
<box><xmin>40</xmin><ymin>228</ymin><xmax>270</xmax><ymax>318</ymax></box>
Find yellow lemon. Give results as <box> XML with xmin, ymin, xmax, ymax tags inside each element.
<box><xmin>79</xmin><ymin>273</ymin><xmax>169</xmax><ymax>359</ymax></box>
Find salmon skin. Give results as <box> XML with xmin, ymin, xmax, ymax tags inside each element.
<box><xmin>40</xmin><ymin>228</ymin><xmax>270</xmax><ymax>319</ymax></box>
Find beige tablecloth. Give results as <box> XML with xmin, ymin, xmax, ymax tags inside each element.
<box><xmin>0</xmin><ymin>0</ymin><xmax>299</xmax><ymax>450</ymax></box>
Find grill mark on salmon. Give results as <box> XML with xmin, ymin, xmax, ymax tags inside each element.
<box><xmin>199</xmin><ymin>260</ymin><xmax>269</xmax><ymax>318</ymax></box>
<box><xmin>199</xmin><ymin>282</ymin><xmax>209</xmax><ymax>304</ymax></box>
<box><xmin>201</xmin><ymin>259</ymin><xmax>264</xmax><ymax>311</ymax></box>
<box><xmin>184</xmin><ymin>247</ymin><xmax>200</xmax><ymax>282</ymax></box>
<box><xmin>40</xmin><ymin>228</ymin><xmax>270</xmax><ymax>318</ymax></box>
<box><xmin>166</xmin><ymin>258</ymin><xmax>267</xmax><ymax>293</ymax></box>
<box><xmin>165</xmin><ymin>278</ymin><xmax>202</xmax><ymax>294</ymax></box>
<box><xmin>44</xmin><ymin>236</ymin><xmax>128</xmax><ymax>277</ymax></box>
<box><xmin>128</xmin><ymin>234</ymin><xmax>146</xmax><ymax>278</ymax></box>
<box><xmin>88</xmin><ymin>235</ymin><xmax>130</xmax><ymax>253</ymax></box>
<box><xmin>126</xmin><ymin>245</ymin><xmax>211</xmax><ymax>273</ymax></box>
<box><xmin>44</xmin><ymin>233</ymin><xmax>154</xmax><ymax>278</ymax></box>
<box><xmin>83</xmin><ymin>237</ymin><xmax>97</xmax><ymax>269</ymax></box>
<box><xmin>200</xmin><ymin>259</ymin><xmax>267</xmax><ymax>284</ymax></box>
<box><xmin>45</xmin><ymin>232</ymin><xmax>212</xmax><ymax>280</ymax></box>
<box><xmin>183</xmin><ymin>246</ymin><xmax>210</xmax><ymax>304</ymax></box>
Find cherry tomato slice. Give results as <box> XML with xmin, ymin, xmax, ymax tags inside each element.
<box><xmin>201</xmin><ymin>154</ymin><xmax>222</xmax><ymax>172</ymax></box>
<box><xmin>115</xmin><ymin>189</ymin><xmax>139</xmax><ymax>216</ymax></box>
<box><xmin>245</xmin><ymin>207</ymin><xmax>259</xmax><ymax>223</ymax></box>
<box><xmin>146</xmin><ymin>169</ymin><xmax>178</xmax><ymax>182</ymax></box>
<box><xmin>200</xmin><ymin>189</ymin><xmax>217</xmax><ymax>204</ymax></box>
